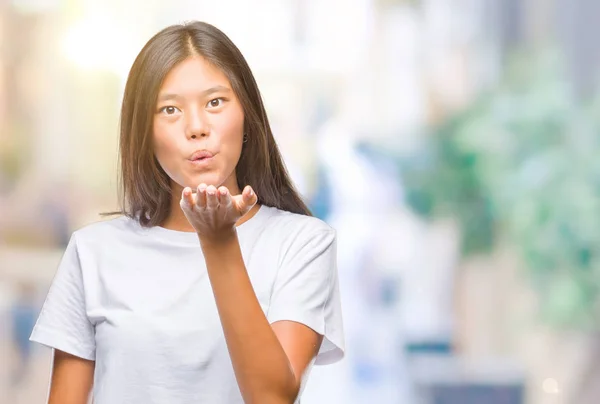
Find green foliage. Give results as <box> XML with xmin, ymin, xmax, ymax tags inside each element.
<box><xmin>401</xmin><ymin>51</ymin><xmax>600</xmax><ymax>329</ymax></box>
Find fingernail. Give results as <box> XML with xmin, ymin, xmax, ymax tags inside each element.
<box><xmin>220</xmin><ymin>189</ymin><xmax>227</xmax><ymax>195</ymax></box>
<box><xmin>248</xmin><ymin>188</ymin><xmax>254</xmax><ymax>196</ymax></box>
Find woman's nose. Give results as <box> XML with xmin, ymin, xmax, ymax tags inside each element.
<box><xmin>185</xmin><ymin>108</ymin><xmax>209</xmax><ymax>139</ymax></box>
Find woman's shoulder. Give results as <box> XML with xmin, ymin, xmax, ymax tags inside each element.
<box><xmin>260</xmin><ymin>205</ymin><xmax>336</xmax><ymax>239</ymax></box>
<box><xmin>71</xmin><ymin>214</ymin><xmax>139</xmax><ymax>243</ymax></box>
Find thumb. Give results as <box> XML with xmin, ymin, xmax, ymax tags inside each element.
<box><xmin>240</xmin><ymin>186</ymin><xmax>258</xmax><ymax>212</ymax></box>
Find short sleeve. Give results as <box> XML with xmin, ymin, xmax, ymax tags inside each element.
<box><xmin>29</xmin><ymin>233</ymin><xmax>96</xmax><ymax>360</ymax></box>
<box><xmin>267</xmin><ymin>229</ymin><xmax>345</xmax><ymax>365</ymax></box>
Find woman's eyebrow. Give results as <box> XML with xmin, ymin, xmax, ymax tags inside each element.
<box><xmin>157</xmin><ymin>85</ymin><xmax>231</xmax><ymax>102</ymax></box>
<box><xmin>201</xmin><ymin>85</ymin><xmax>231</xmax><ymax>97</ymax></box>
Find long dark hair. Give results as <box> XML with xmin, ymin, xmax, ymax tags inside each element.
<box><xmin>107</xmin><ymin>21</ymin><xmax>311</xmax><ymax>227</ymax></box>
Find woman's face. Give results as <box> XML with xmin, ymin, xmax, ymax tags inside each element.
<box><xmin>153</xmin><ymin>56</ymin><xmax>245</xmax><ymax>195</ymax></box>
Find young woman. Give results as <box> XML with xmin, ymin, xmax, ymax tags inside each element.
<box><xmin>30</xmin><ymin>21</ymin><xmax>344</xmax><ymax>404</ymax></box>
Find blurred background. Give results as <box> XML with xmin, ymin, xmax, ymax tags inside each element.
<box><xmin>1</xmin><ymin>0</ymin><xmax>599</xmax><ymax>403</ymax></box>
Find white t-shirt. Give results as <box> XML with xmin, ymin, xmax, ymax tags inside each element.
<box><xmin>30</xmin><ymin>205</ymin><xmax>344</xmax><ymax>403</ymax></box>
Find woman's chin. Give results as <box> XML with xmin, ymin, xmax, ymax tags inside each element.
<box><xmin>180</xmin><ymin>175</ymin><xmax>224</xmax><ymax>189</ymax></box>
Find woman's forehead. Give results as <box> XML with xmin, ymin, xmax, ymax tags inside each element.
<box><xmin>159</xmin><ymin>56</ymin><xmax>232</xmax><ymax>95</ymax></box>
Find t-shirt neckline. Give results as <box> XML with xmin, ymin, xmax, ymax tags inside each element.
<box><xmin>141</xmin><ymin>205</ymin><xmax>270</xmax><ymax>244</ymax></box>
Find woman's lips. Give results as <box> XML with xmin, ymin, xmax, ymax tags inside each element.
<box><xmin>188</xmin><ymin>156</ymin><xmax>214</xmax><ymax>167</ymax></box>
<box><xmin>187</xmin><ymin>150</ymin><xmax>215</xmax><ymax>168</ymax></box>
<box><xmin>189</xmin><ymin>150</ymin><xmax>214</xmax><ymax>160</ymax></box>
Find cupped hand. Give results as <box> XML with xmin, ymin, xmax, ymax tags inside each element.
<box><xmin>180</xmin><ymin>184</ymin><xmax>258</xmax><ymax>242</ymax></box>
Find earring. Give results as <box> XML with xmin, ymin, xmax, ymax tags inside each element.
<box><xmin>243</xmin><ymin>133</ymin><xmax>248</xmax><ymax>143</ymax></box>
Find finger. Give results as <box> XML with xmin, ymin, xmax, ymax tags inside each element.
<box><xmin>206</xmin><ymin>185</ymin><xmax>219</xmax><ymax>210</ymax></box>
<box><xmin>180</xmin><ymin>187</ymin><xmax>194</xmax><ymax>210</ymax></box>
<box><xmin>196</xmin><ymin>183</ymin><xmax>207</xmax><ymax>209</ymax></box>
<box><xmin>218</xmin><ymin>186</ymin><xmax>232</xmax><ymax>209</ymax></box>
<box><xmin>238</xmin><ymin>186</ymin><xmax>257</xmax><ymax>214</ymax></box>
<box><xmin>243</xmin><ymin>186</ymin><xmax>257</xmax><ymax>205</ymax></box>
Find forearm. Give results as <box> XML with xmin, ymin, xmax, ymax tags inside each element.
<box><xmin>199</xmin><ymin>231</ymin><xmax>298</xmax><ymax>404</ymax></box>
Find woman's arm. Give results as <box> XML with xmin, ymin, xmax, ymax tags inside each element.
<box><xmin>48</xmin><ymin>350</ymin><xmax>94</xmax><ymax>404</ymax></box>
<box><xmin>181</xmin><ymin>185</ymin><xmax>324</xmax><ymax>403</ymax></box>
<box><xmin>201</xmin><ymin>232</ymin><xmax>322</xmax><ymax>404</ymax></box>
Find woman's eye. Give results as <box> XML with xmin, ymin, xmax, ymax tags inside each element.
<box><xmin>207</xmin><ymin>98</ymin><xmax>223</xmax><ymax>108</ymax></box>
<box><xmin>160</xmin><ymin>106</ymin><xmax>179</xmax><ymax>115</ymax></box>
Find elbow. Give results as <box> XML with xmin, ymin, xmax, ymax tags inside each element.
<box><xmin>247</xmin><ymin>383</ymin><xmax>300</xmax><ymax>404</ymax></box>
<box><xmin>277</xmin><ymin>377</ymin><xmax>301</xmax><ymax>403</ymax></box>
<box><xmin>250</xmin><ymin>393</ymin><xmax>298</xmax><ymax>404</ymax></box>
<box><xmin>242</xmin><ymin>366</ymin><xmax>301</xmax><ymax>404</ymax></box>
<box><xmin>280</xmin><ymin>386</ymin><xmax>301</xmax><ymax>404</ymax></box>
